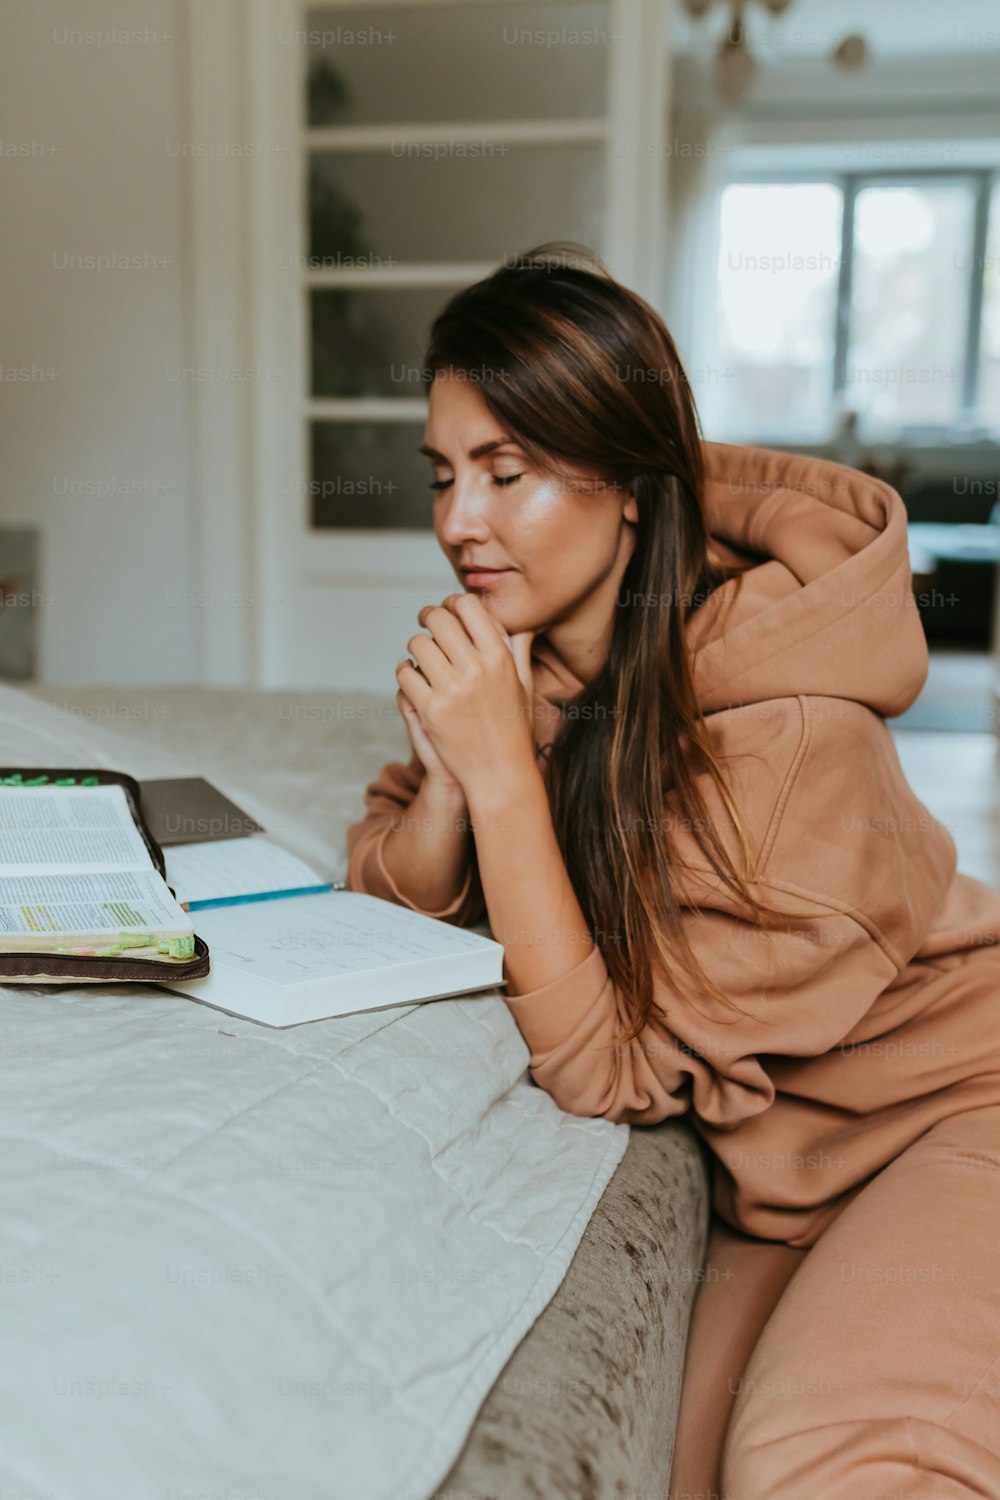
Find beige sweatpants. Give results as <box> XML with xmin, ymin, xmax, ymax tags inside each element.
<box><xmin>668</xmin><ymin>1102</ymin><xmax>1000</xmax><ymax>1500</ymax></box>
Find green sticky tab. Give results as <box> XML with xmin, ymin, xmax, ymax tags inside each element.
<box><xmin>80</xmin><ymin>776</ymin><xmax>100</xmax><ymax>786</ymax></box>
<box><xmin>113</xmin><ymin>932</ymin><xmax>157</xmax><ymax>950</ymax></box>
<box><xmin>54</xmin><ymin>777</ymin><xmax>77</xmax><ymax>785</ymax></box>
<box><xmin>23</xmin><ymin>775</ymin><xmax>49</xmax><ymax>786</ymax></box>
<box><xmin>162</xmin><ymin>935</ymin><xmax>195</xmax><ymax>959</ymax></box>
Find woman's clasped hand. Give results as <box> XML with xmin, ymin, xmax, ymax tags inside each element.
<box><xmin>395</xmin><ymin>592</ymin><xmax>537</xmax><ymax>796</ymax></box>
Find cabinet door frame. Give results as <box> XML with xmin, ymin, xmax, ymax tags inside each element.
<box><xmin>185</xmin><ymin>0</ymin><xmax>673</xmax><ymax>688</ymax></box>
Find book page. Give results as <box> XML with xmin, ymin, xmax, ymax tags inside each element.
<box><xmin>0</xmin><ymin>868</ymin><xmax>192</xmax><ymax>938</ymax></box>
<box><xmin>0</xmin><ymin>786</ymin><xmax>155</xmax><ymax>875</ymax></box>
<box><xmin>192</xmin><ymin>890</ymin><xmax>498</xmax><ymax>986</ymax></box>
<box><xmin>164</xmin><ymin>837</ymin><xmax>329</xmax><ymax>907</ymax></box>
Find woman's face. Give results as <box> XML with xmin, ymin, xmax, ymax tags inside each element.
<box><xmin>421</xmin><ymin>369</ymin><xmax>638</xmax><ymax>638</ymax></box>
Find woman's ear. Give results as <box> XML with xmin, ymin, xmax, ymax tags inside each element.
<box><xmin>623</xmin><ymin>490</ymin><xmax>639</xmax><ymax>524</ymax></box>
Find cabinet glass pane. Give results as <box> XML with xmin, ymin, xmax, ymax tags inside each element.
<box><xmin>311</xmin><ymin>421</ymin><xmax>434</xmax><ymax>529</ymax></box>
<box><xmin>847</xmin><ymin>181</ymin><xmax>974</xmax><ymax>436</ymax></box>
<box><xmin>978</xmin><ymin>186</ymin><xmax>1000</xmax><ymax>433</ymax></box>
<box><xmin>305</xmin><ymin>2</ymin><xmax>609</xmax><ymax>126</ymax></box>
<box><xmin>311</xmin><ymin>286</ymin><xmax>461</xmax><ymax>398</ymax></box>
<box><xmin>309</xmin><ymin>144</ymin><xmax>605</xmax><ymax>264</ymax></box>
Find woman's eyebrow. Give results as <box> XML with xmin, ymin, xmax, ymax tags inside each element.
<box><xmin>417</xmin><ymin>438</ymin><xmax>519</xmax><ymax>462</ymax></box>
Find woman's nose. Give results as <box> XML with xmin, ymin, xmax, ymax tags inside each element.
<box><xmin>437</xmin><ymin>475</ymin><xmax>492</xmax><ymax>546</ymax></box>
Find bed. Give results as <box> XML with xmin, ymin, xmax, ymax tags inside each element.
<box><xmin>0</xmin><ymin>681</ymin><xmax>709</xmax><ymax>1499</ymax></box>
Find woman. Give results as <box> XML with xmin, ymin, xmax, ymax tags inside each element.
<box><xmin>346</xmin><ymin>243</ymin><xmax>1000</xmax><ymax>1498</ymax></box>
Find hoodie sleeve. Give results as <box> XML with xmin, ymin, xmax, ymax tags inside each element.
<box><xmin>345</xmin><ymin>751</ymin><xmax>487</xmax><ymax>927</ymax></box>
<box><xmin>502</xmin><ymin>889</ymin><xmax>900</xmax><ymax>1128</ymax></box>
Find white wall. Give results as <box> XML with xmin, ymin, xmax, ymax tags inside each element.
<box><xmin>0</xmin><ymin>0</ymin><xmax>198</xmax><ymax>685</ymax></box>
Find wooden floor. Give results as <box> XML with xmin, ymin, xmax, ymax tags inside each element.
<box><xmin>889</xmin><ymin>648</ymin><xmax>1000</xmax><ymax>890</ymax></box>
<box><xmin>893</xmin><ymin>650</ymin><xmax>997</xmax><ymax>734</ymax></box>
<box><xmin>892</xmin><ymin>728</ymin><xmax>1000</xmax><ymax>890</ymax></box>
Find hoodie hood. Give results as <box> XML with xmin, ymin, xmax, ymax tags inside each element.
<box><xmin>689</xmin><ymin>442</ymin><xmax>927</xmax><ymax>717</ymax></box>
<box><xmin>532</xmin><ymin>441</ymin><xmax>927</xmax><ymax>721</ymax></box>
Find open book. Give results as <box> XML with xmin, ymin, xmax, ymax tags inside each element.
<box><xmin>0</xmin><ymin>784</ymin><xmax>195</xmax><ymax>959</ymax></box>
<box><xmin>159</xmin><ymin>838</ymin><xmax>504</xmax><ymax>1027</ymax></box>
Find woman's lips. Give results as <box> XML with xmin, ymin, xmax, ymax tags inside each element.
<box><xmin>461</xmin><ymin>568</ymin><xmax>511</xmax><ymax>587</ymax></box>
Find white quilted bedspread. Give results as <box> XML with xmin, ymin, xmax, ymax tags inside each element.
<box><xmin>0</xmin><ymin>684</ymin><xmax>628</xmax><ymax>1500</ymax></box>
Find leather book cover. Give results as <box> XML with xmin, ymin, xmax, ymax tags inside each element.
<box><xmin>139</xmin><ymin>777</ymin><xmax>265</xmax><ymax>847</ymax></box>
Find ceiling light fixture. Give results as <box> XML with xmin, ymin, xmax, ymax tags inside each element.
<box><xmin>682</xmin><ymin>0</ymin><xmax>869</xmax><ymax>102</ymax></box>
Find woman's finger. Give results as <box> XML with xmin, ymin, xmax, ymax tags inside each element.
<box><xmin>416</xmin><ymin>601</ymin><xmax>479</xmax><ymax>668</ymax></box>
<box><xmin>446</xmin><ymin>592</ymin><xmax>509</xmax><ymax>656</ymax></box>
<box><xmin>405</xmin><ymin>630</ymin><xmax>453</xmax><ymax>687</ymax></box>
<box><xmin>508</xmin><ymin>630</ymin><xmax>536</xmax><ymax>696</ymax></box>
<box><xmin>395</xmin><ymin>657</ymin><xmax>433</xmax><ymax>709</ymax></box>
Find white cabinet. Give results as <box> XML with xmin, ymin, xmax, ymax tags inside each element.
<box><xmin>187</xmin><ymin>0</ymin><xmax>673</xmax><ymax>689</ymax></box>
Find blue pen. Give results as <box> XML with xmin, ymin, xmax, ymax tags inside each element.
<box><xmin>183</xmin><ymin>882</ymin><xmax>335</xmax><ymax>913</ymax></box>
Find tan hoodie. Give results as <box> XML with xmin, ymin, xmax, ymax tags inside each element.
<box><xmin>346</xmin><ymin>442</ymin><xmax>1000</xmax><ymax>1247</ymax></box>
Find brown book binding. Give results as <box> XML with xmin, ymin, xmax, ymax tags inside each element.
<box><xmin>0</xmin><ymin>766</ymin><xmax>210</xmax><ymax>985</ymax></box>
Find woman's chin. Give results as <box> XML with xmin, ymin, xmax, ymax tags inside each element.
<box><xmin>473</xmin><ymin>597</ymin><xmax>526</xmax><ymax>632</ymax></box>
<box><xmin>469</xmin><ymin>591</ymin><xmax>509</xmax><ymax>620</ymax></box>
<box><xmin>460</xmin><ymin>583</ymin><xmax>547</xmax><ymax>639</ymax></box>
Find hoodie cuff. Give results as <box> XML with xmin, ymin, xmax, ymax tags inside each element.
<box><xmin>502</xmin><ymin>943</ymin><xmax>612</xmax><ymax>1056</ymax></box>
<box><xmin>358</xmin><ymin>820</ymin><xmax>474</xmax><ymax>919</ymax></box>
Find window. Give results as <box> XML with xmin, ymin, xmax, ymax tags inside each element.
<box><xmin>710</xmin><ymin>170</ymin><xmax>999</xmax><ymax>444</ymax></box>
<box><xmin>979</xmin><ymin>189</ymin><xmax>1000</xmax><ymax>426</ymax></box>
<box><xmin>714</xmin><ymin>183</ymin><xmax>842</xmax><ymax>442</ymax></box>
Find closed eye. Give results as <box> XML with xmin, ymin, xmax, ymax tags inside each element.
<box><xmin>428</xmin><ymin>475</ymin><xmax>524</xmax><ymax>491</ymax></box>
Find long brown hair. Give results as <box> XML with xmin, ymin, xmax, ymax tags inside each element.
<box><xmin>423</xmin><ymin>242</ymin><xmax>791</xmax><ymax>1044</ymax></box>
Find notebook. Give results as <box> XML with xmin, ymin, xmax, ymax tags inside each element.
<box><xmin>158</xmin><ymin>837</ymin><xmax>504</xmax><ymax>1028</ymax></box>
<box><xmin>165</xmin><ymin>836</ymin><xmax>335</xmax><ymax>911</ymax></box>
